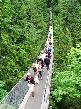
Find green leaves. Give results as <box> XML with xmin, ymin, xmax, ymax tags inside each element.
<box><xmin>0</xmin><ymin>81</ymin><xmax>7</xmax><ymax>100</ymax></box>
<box><xmin>51</xmin><ymin>46</ymin><xmax>81</xmax><ymax>109</ymax></box>
<box><xmin>0</xmin><ymin>0</ymin><xmax>48</xmax><ymax>100</ymax></box>
<box><xmin>0</xmin><ymin>81</ymin><xmax>5</xmax><ymax>88</ymax></box>
<box><xmin>50</xmin><ymin>0</ymin><xmax>81</xmax><ymax>108</ymax></box>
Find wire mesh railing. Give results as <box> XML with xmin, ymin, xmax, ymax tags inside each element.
<box><xmin>0</xmin><ymin>74</ymin><xmax>29</xmax><ymax>109</ymax></box>
<box><xmin>40</xmin><ymin>9</ymin><xmax>53</xmax><ymax>109</ymax></box>
<box><xmin>0</xmin><ymin>7</ymin><xmax>53</xmax><ymax>109</ymax></box>
<box><xmin>0</xmin><ymin>38</ymin><xmax>51</xmax><ymax>109</ymax></box>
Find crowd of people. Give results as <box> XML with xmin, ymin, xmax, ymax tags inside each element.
<box><xmin>25</xmin><ymin>27</ymin><xmax>53</xmax><ymax>97</ymax></box>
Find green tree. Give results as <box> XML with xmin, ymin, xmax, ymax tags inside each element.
<box><xmin>51</xmin><ymin>45</ymin><xmax>81</xmax><ymax>109</ymax></box>
<box><xmin>50</xmin><ymin>0</ymin><xmax>81</xmax><ymax>108</ymax></box>
<box><xmin>0</xmin><ymin>0</ymin><xmax>49</xmax><ymax>100</ymax></box>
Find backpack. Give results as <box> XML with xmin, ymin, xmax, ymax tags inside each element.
<box><xmin>33</xmin><ymin>67</ymin><xmax>37</xmax><ymax>72</ymax></box>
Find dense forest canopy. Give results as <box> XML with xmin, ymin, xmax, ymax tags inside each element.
<box><xmin>0</xmin><ymin>0</ymin><xmax>81</xmax><ymax>109</ymax></box>
<box><xmin>50</xmin><ymin>0</ymin><xmax>81</xmax><ymax>109</ymax></box>
<box><xmin>0</xmin><ymin>0</ymin><xmax>49</xmax><ymax>100</ymax></box>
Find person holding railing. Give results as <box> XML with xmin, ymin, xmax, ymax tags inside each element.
<box><xmin>25</xmin><ymin>72</ymin><xmax>35</xmax><ymax>97</ymax></box>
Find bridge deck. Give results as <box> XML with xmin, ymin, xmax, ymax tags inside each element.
<box><xmin>0</xmin><ymin>8</ymin><xmax>53</xmax><ymax>109</ymax></box>
<box><xmin>24</xmin><ymin>69</ymin><xmax>47</xmax><ymax>109</ymax></box>
<box><xmin>24</xmin><ymin>56</ymin><xmax>53</xmax><ymax>109</ymax></box>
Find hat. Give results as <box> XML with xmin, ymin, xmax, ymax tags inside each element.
<box><xmin>27</xmin><ymin>72</ymin><xmax>31</xmax><ymax>76</ymax></box>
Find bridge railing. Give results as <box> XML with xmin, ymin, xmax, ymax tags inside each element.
<box><xmin>0</xmin><ymin>8</ymin><xmax>53</xmax><ymax>109</ymax></box>
<box><xmin>0</xmin><ymin>38</ymin><xmax>51</xmax><ymax>109</ymax></box>
<box><xmin>0</xmin><ymin>44</ymin><xmax>47</xmax><ymax>109</ymax></box>
<box><xmin>40</xmin><ymin>46</ymin><xmax>53</xmax><ymax>109</ymax></box>
<box><xmin>40</xmin><ymin>10</ymin><xmax>53</xmax><ymax>109</ymax></box>
<box><xmin>0</xmin><ymin>72</ymin><xmax>30</xmax><ymax>109</ymax></box>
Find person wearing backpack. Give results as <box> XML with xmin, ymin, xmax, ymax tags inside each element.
<box><xmin>44</xmin><ymin>56</ymin><xmax>50</xmax><ymax>70</ymax></box>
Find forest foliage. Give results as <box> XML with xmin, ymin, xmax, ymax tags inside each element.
<box><xmin>50</xmin><ymin>0</ymin><xmax>81</xmax><ymax>109</ymax></box>
<box><xmin>1</xmin><ymin>0</ymin><xmax>81</xmax><ymax>108</ymax></box>
<box><xmin>0</xmin><ymin>0</ymin><xmax>49</xmax><ymax>100</ymax></box>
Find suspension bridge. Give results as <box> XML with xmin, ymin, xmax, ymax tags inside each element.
<box><xmin>0</xmin><ymin>8</ymin><xmax>53</xmax><ymax>109</ymax></box>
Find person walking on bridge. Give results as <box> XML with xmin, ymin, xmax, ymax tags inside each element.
<box><xmin>37</xmin><ymin>58</ymin><xmax>44</xmax><ymax>69</ymax></box>
<box><xmin>44</xmin><ymin>56</ymin><xmax>50</xmax><ymax>70</ymax></box>
<box><xmin>38</xmin><ymin>62</ymin><xmax>43</xmax><ymax>80</ymax></box>
<box><xmin>25</xmin><ymin>72</ymin><xmax>35</xmax><ymax>97</ymax></box>
<box><xmin>32</xmin><ymin>63</ymin><xmax>39</xmax><ymax>84</ymax></box>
